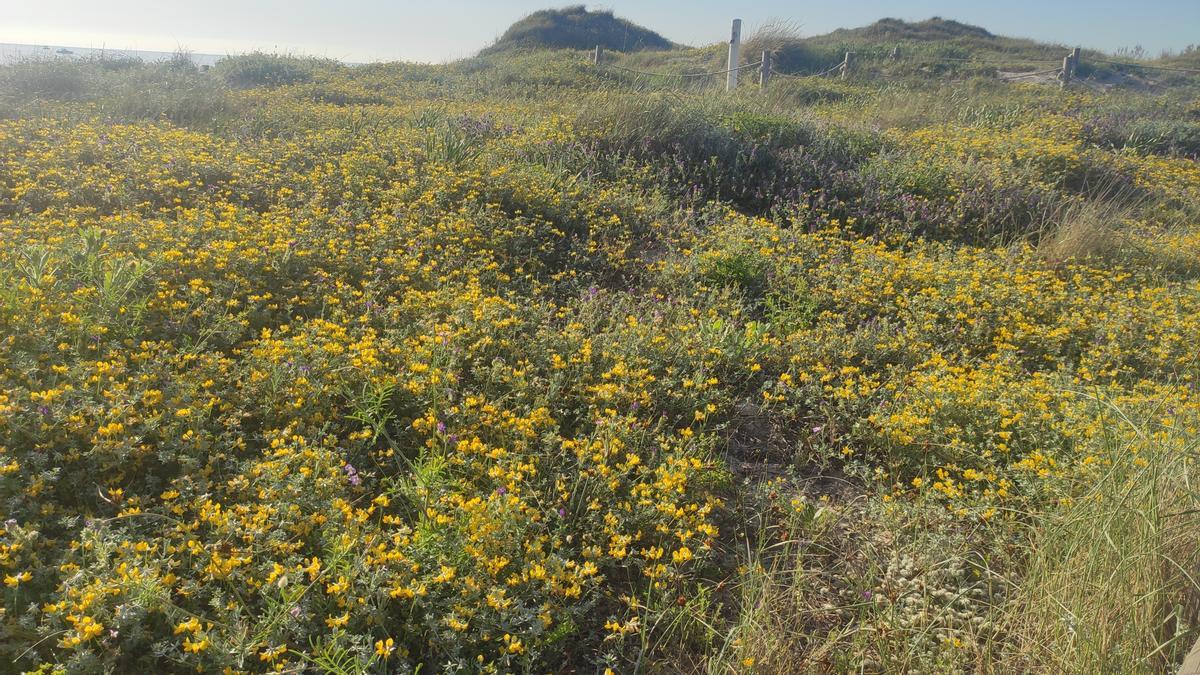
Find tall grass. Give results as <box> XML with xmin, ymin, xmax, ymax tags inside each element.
<box><xmin>0</xmin><ymin>58</ymin><xmax>91</xmax><ymax>100</ymax></box>
<box><xmin>703</xmin><ymin>397</ymin><xmax>1200</xmax><ymax>673</ymax></box>
<box><xmin>212</xmin><ymin>52</ymin><xmax>340</xmax><ymax>88</ymax></box>
<box><xmin>705</xmin><ymin>501</ymin><xmax>831</xmax><ymax>673</ymax></box>
<box><xmin>1000</xmin><ymin>397</ymin><xmax>1200</xmax><ymax>673</ymax></box>
<box><xmin>1035</xmin><ymin>194</ymin><xmax>1133</xmax><ymax>263</ymax></box>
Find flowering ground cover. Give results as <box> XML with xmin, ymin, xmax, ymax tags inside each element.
<box><xmin>1</xmin><ymin>52</ymin><xmax>1199</xmax><ymax>673</ymax></box>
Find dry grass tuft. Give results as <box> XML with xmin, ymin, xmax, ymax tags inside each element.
<box><xmin>1036</xmin><ymin>197</ymin><xmax>1129</xmax><ymax>263</ymax></box>
<box><xmin>743</xmin><ymin>20</ymin><xmax>806</xmax><ymax>56</ymax></box>
<box><xmin>1036</xmin><ymin>179</ymin><xmax>1147</xmax><ymax>264</ymax></box>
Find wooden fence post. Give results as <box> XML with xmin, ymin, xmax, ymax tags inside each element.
<box><xmin>1061</xmin><ymin>55</ymin><xmax>1072</xmax><ymax>88</ymax></box>
<box><xmin>1071</xmin><ymin>46</ymin><xmax>1081</xmax><ymax>76</ymax></box>
<box><xmin>759</xmin><ymin>50</ymin><xmax>771</xmax><ymax>89</ymax></box>
<box><xmin>841</xmin><ymin>51</ymin><xmax>854</xmax><ymax>79</ymax></box>
<box><xmin>592</xmin><ymin>45</ymin><xmax>603</xmax><ymax>65</ymax></box>
<box><xmin>891</xmin><ymin>45</ymin><xmax>901</xmax><ymax>61</ymax></box>
<box><xmin>727</xmin><ymin>18</ymin><xmax>742</xmax><ymax>92</ymax></box>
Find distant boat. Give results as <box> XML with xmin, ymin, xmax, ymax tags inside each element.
<box><xmin>55</xmin><ymin>48</ymin><xmax>73</xmax><ymax>55</ymax></box>
<box><xmin>42</xmin><ymin>46</ymin><xmax>50</xmax><ymax>50</ymax></box>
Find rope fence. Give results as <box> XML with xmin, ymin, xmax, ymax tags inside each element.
<box><xmin>766</xmin><ymin>62</ymin><xmax>842</xmax><ymax>80</ymax></box>
<box><xmin>997</xmin><ymin>67</ymin><xmax>1063</xmax><ymax>81</ymax></box>
<box><xmin>1089</xmin><ymin>58</ymin><xmax>1200</xmax><ymax>75</ymax></box>
<box><xmin>812</xmin><ymin>61</ymin><xmax>846</xmax><ymax>78</ymax></box>
<box><xmin>913</xmin><ymin>58</ymin><xmax>1063</xmax><ymax>67</ymax></box>
<box><xmin>608</xmin><ymin>56</ymin><xmax>1067</xmax><ymax>86</ymax></box>
<box><xmin>601</xmin><ymin>60</ymin><xmax>763</xmax><ymax>80</ymax></box>
<box><xmin>588</xmin><ymin>19</ymin><xmax>1200</xmax><ymax>93</ymax></box>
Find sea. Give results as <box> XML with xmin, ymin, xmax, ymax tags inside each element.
<box><xmin>0</xmin><ymin>43</ymin><xmax>226</xmax><ymax>67</ymax></box>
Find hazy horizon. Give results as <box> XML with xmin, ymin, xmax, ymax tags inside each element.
<box><xmin>2</xmin><ymin>1</ymin><xmax>1197</xmax><ymax>64</ymax></box>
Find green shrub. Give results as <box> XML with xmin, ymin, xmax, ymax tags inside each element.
<box><xmin>213</xmin><ymin>53</ymin><xmax>334</xmax><ymax>88</ymax></box>
<box><xmin>0</xmin><ymin>59</ymin><xmax>89</xmax><ymax>100</ymax></box>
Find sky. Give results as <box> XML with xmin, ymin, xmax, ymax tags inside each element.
<box><xmin>1</xmin><ymin>0</ymin><xmax>1197</xmax><ymax>64</ymax></box>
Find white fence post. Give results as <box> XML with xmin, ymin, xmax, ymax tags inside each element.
<box><xmin>727</xmin><ymin>19</ymin><xmax>742</xmax><ymax>92</ymax></box>
<box><xmin>759</xmin><ymin>50</ymin><xmax>771</xmax><ymax>89</ymax></box>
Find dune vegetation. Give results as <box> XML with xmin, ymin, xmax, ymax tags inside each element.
<box><xmin>1</xmin><ymin>20</ymin><xmax>1200</xmax><ymax>673</ymax></box>
<box><xmin>480</xmin><ymin>6</ymin><xmax>674</xmax><ymax>56</ymax></box>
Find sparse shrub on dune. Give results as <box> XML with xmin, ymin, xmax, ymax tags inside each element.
<box><xmin>480</xmin><ymin>5</ymin><xmax>674</xmax><ymax>56</ymax></box>
<box><xmin>213</xmin><ymin>52</ymin><xmax>338</xmax><ymax>88</ymax></box>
